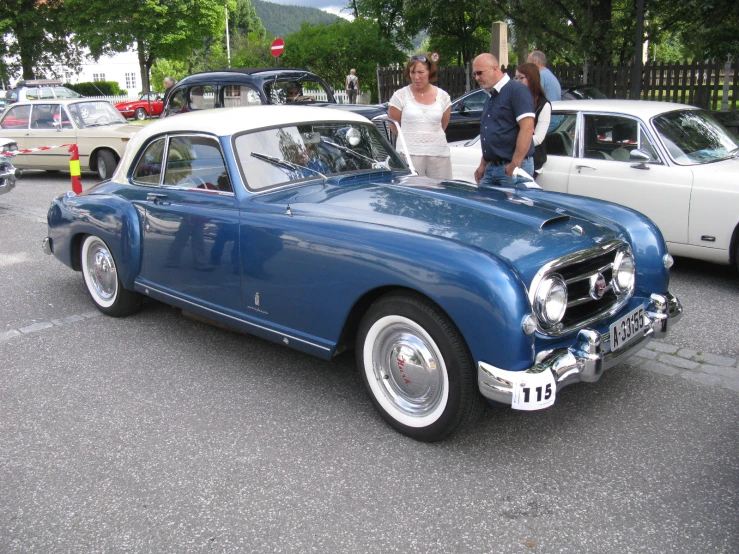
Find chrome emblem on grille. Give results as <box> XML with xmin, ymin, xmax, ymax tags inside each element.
<box><xmin>589</xmin><ymin>273</ymin><xmax>607</xmax><ymax>300</ymax></box>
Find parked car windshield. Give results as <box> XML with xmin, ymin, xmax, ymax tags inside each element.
<box><xmin>234</xmin><ymin>121</ymin><xmax>408</xmax><ymax>190</ymax></box>
<box><xmin>652</xmin><ymin>109</ymin><xmax>739</xmax><ymax>165</ymax></box>
<box><xmin>264</xmin><ymin>77</ymin><xmax>333</xmax><ymax>105</ymax></box>
<box><xmin>68</xmin><ymin>101</ymin><xmax>127</xmax><ymax>127</ymax></box>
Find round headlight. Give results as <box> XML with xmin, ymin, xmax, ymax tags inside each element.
<box><xmin>534</xmin><ymin>274</ymin><xmax>568</xmax><ymax>327</ymax></box>
<box><xmin>613</xmin><ymin>250</ymin><xmax>636</xmax><ymax>292</ymax></box>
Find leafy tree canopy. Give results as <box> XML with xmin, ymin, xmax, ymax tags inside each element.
<box><xmin>66</xmin><ymin>0</ymin><xmax>226</xmax><ymax>92</ymax></box>
<box><xmin>280</xmin><ymin>18</ymin><xmax>407</xmax><ymax>103</ymax></box>
<box><xmin>1</xmin><ymin>0</ymin><xmax>84</xmax><ymax>82</ymax></box>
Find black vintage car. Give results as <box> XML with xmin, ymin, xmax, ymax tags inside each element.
<box><xmin>163</xmin><ymin>68</ymin><xmax>393</xmax><ymax>141</ymax></box>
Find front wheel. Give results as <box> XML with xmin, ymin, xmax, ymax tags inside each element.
<box><xmin>356</xmin><ymin>292</ymin><xmax>484</xmax><ymax>441</ymax></box>
<box><xmin>96</xmin><ymin>150</ymin><xmax>117</xmax><ymax>180</ymax></box>
<box><xmin>134</xmin><ymin>107</ymin><xmax>147</xmax><ymax>120</ymax></box>
<box><xmin>81</xmin><ymin>235</ymin><xmax>142</xmax><ymax>317</ymax></box>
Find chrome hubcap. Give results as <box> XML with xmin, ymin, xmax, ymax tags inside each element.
<box><xmin>86</xmin><ymin>243</ymin><xmax>116</xmax><ymax>301</ymax></box>
<box><xmin>371</xmin><ymin>323</ymin><xmax>444</xmax><ymax>418</ymax></box>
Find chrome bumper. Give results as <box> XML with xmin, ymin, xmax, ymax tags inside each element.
<box><xmin>478</xmin><ymin>292</ymin><xmax>682</xmax><ymax>406</ymax></box>
<box><xmin>0</xmin><ymin>162</ymin><xmax>20</xmax><ymax>196</ymax></box>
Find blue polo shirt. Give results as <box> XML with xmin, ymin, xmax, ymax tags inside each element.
<box><xmin>480</xmin><ymin>75</ymin><xmax>535</xmax><ymax>163</ymax></box>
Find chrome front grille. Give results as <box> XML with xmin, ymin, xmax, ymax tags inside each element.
<box><xmin>373</xmin><ymin>120</ymin><xmax>397</xmax><ymax>148</ymax></box>
<box><xmin>529</xmin><ymin>240</ymin><xmax>633</xmax><ymax>336</ymax></box>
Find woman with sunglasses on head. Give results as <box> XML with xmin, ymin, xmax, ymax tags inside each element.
<box><xmin>515</xmin><ymin>63</ymin><xmax>551</xmax><ymax>178</ymax></box>
<box><xmin>387</xmin><ymin>54</ymin><xmax>453</xmax><ymax>179</ymax></box>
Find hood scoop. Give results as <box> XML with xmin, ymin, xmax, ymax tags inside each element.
<box><xmin>540</xmin><ymin>214</ymin><xmax>571</xmax><ymax>229</ymax></box>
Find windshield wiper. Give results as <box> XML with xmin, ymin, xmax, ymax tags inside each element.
<box><xmin>322</xmin><ymin>139</ymin><xmax>389</xmax><ymax>169</ymax></box>
<box><xmin>250</xmin><ymin>151</ymin><xmax>327</xmax><ymax>181</ymax></box>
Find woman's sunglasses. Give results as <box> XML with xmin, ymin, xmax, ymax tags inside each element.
<box><xmin>410</xmin><ymin>55</ymin><xmax>428</xmax><ymax>63</ymax></box>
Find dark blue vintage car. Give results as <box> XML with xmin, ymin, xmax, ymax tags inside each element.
<box><xmin>43</xmin><ymin>106</ymin><xmax>682</xmax><ymax>441</ymax></box>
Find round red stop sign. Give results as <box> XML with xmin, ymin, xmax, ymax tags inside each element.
<box><xmin>271</xmin><ymin>38</ymin><xmax>285</xmax><ymax>57</ymax></box>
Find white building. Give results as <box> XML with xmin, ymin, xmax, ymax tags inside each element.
<box><xmin>66</xmin><ymin>49</ymin><xmax>143</xmax><ymax>96</ymax></box>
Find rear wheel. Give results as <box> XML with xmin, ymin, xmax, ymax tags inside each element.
<box><xmin>96</xmin><ymin>150</ymin><xmax>117</xmax><ymax>180</ymax></box>
<box><xmin>356</xmin><ymin>292</ymin><xmax>484</xmax><ymax>442</ymax></box>
<box><xmin>134</xmin><ymin>107</ymin><xmax>147</xmax><ymax>120</ymax></box>
<box><xmin>80</xmin><ymin>235</ymin><xmax>142</xmax><ymax>317</ymax></box>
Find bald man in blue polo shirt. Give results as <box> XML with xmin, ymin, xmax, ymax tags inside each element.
<box><xmin>472</xmin><ymin>53</ymin><xmax>535</xmax><ymax>187</ymax></box>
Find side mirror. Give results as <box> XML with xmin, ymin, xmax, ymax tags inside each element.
<box><xmin>629</xmin><ymin>148</ymin><xmax>652</xmax><ymax>170</ymax></box>
<box><xmin>457</xmin><ymin>103</ymin><xmax>467</xmax><ymax>115</ymax></box>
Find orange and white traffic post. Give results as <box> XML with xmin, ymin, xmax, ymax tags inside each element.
<box><xmin>68</xmin><ymin>144</ymin><xmax>82</xmax><ymax>194</ymax></box>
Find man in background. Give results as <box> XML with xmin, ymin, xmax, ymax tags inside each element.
<box><xmin>163</xmin><ymin>76</ymin><xmax>176</xmax><ymax>104</ymax></box>
<box><xmin>472</xmin><ymin>53</ymin><xmax>535</xmax><ymax>187</ymax></box>
<box><xmin>527</xmin><ymin>51</ymin><xmax>561</xmax><ymax>131</ymax></box>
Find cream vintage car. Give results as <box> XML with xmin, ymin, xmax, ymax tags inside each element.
<box><xmin>450</xmin><ymin>100</ymin><xmax>739</xmax><ymax>269</ymax></box>
<box><xmin>0</xmin><ymin>99</ymin><xmax>141</xmax><ymax>179</ymax></box>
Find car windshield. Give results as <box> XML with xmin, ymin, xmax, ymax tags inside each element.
<box><xmin>264</xmin><ymin>78</ymin><xmax>333</xmax><ymax>105</ymax></box>
<box><xmin>234</xmin><ymin>121</ymin><xmax>408</xmax><ymax>190</ymax></box>
<box><xmin>652</xmin><ymin>109</ymin><xmax>739</xmax><ymax>165</ymax></box>
<box><xmin>68</xmin><ymin>101</ymin><xmax>127</xmax><ymax>127</ymax></box>
<box><xmin>53</xmin><ymin>87</ymin><xmax>81</xmax><ymax>99</ymax></box>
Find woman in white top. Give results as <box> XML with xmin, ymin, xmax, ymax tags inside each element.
<box><xmin>388</xmin><ymin>54</ymin><xmax>453</xmax><ymax>179</ymax></box>
<box><xmin>515</xmin><ymin>63</ymin><xmax>552</xmax><ymax>177</ymax></box>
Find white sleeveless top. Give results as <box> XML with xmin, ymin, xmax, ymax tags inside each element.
<box><xmin>388</xmin><ymin>86</ymin><xmax>452</xmax><ymax>157</ymax></box>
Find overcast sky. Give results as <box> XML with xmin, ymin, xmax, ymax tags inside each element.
<box><xmin>264</xmin><ymin>0</ymin><xmax>353</xmax><ymax>19</ymax></box>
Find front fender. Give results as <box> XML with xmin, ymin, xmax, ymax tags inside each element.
<box><xmin>527</xmin><ymin>190</ymin><xmax>671</xmax><ymax>293</ymax></box>
<box><xmin>47</xmin><ymin>192</ymin><xmax>143</xmax><ymax>288</ymax></box>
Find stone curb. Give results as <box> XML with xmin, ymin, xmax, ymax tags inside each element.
<box><xmin>634</xmin><ymin>341</ymin><xmax>739</xmax><ymax>393</ymax></box>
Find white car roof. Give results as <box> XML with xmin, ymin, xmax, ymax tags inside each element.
<box><xmin>112</xmin><ymin>105</ymin><xmax>372</xmax><ymax>182</ymax></box>
<box><xmin>551</xmin><ymin>99</ymin><xmax>698</xmax><ymax>118</ymax></box>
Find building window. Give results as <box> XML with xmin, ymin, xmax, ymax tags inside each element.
<box><xmin>125</xmin><ymin>73</ymin><xmax>137</xmax><ymax>89</ymax></box>
<box><xmin>93</xmin><ymin>73</ymin><xmax>105</xmax><ymax>82</ymax></box>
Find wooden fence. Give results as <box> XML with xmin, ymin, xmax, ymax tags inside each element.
<box><xmin>377</xmin><ymin>59</ymin><xmax>738</xmax><ymax>112</ymax></box>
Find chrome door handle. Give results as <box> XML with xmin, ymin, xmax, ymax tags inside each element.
<box><xmin>575</xmin><ymin>164</ymin><xmax>596</xmax><ymax>173</ymax></box>
<box><xmin>146</xmin><ymin>193</ymin><xmax>167</xmax><ymax>203</ymax></box>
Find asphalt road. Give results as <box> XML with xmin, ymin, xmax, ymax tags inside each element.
<box><xmin>1</xmin><ymin>172</ymin><xmax>737</xmax><ymax>553</ymax></box>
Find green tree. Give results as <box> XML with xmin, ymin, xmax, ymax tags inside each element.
<box><xmin>409</xmin><ymin>0</ymin><xmax>495</xmax><ymax>66</ymax></box>
<box><xmin>281</xmin><ymin>18</ymin><xmax>406</xmax><ymax>102</ymax></box>
<box><xmin>66</xmin><ymin>0</ymin><xmax>226</xmax><ymax>93</ymax></box>
<box><xmin>1</xmin><ymin>0</ymin><xmax>83</xmax><ymax>81</ymax></box>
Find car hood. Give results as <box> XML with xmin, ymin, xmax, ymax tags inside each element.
<box><xmin>257</xmin><ymin>174</ymin><xmax>623</xmax><ymax>283</ymax></box>
<box><xmin>80</xmin><ymin>122</ymin><xmax>141</xmax><ymax>137</ymax></box>
<box><xmin>310</xmin><ymin>102</ymin><xmax>387</xmax><ymax>120</ymax></box>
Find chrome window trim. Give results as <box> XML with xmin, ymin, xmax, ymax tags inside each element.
<box><xmin>130</xmin><ymin>132</ymin><xmax>234</xmax><ymax>195</ymax></box>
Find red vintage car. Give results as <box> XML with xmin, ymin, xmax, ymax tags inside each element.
<box><xmin>114</xmin><ymin>93</ymin><xmax>164</xmax><ymax>120</ymax></box>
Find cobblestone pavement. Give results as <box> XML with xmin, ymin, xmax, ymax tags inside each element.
<box><xmin>629</xmin><ymin>340</ymin><xmax>739</xmax><ymax>393</ymax></box>
<box><xmin>3</xmin><ymin>304</ymin><xmax>737</xmax><ymax>396</ymax></box>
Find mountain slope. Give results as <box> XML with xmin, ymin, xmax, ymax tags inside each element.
<box><xmin>252</xmin><ymin>0</ymin><xmax>341</xmax><ymax>37</ymax></box>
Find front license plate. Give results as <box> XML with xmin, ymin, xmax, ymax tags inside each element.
<box><xmin>610</xmin><ymin>305</ymin><xmax>646</xmax><ymax>352</ymax></box>
<box><xmin>511</xmin><ymin>369</ymin><xmax>556</xmax><ymax>411</ymax></box>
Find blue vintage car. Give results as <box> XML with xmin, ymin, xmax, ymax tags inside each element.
<box><xmin>43</xmin><ymin>106</ymin><xmax>682</xmax><ymax>441</ymax></box>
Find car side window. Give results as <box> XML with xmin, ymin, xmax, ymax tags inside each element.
<box><xmin>223</xmin><ymin>85</ymin><xmax>262</xmax><ymax>108</ymax></box>
<box><xmin>30</xmin><ymin>104</ymin><xmax>57</xmax><ymax>129</ymax></box>
<box><xmin>583</xmin><ymin>115</ymin><xmax>661</xmax><ymax>163</ymax></box>
<box><xmin>0</xmin><ymin>105</ymin><xmax>31</xmax><ymax>129</ymax></box>
<box><xmin>544</xmin><ymin>113</ymin><xmax>577</xmax><ymax>157</ymax></box>
<box><xmin>458</xmin><ymin>90</ymin><xmax>487</xmax><ymax>111</ymax></box>
<box><xmin>169</xmin><ymin>89</ymin><xmax>186</xmax><ymax>114</ymax></box>
<box><xmin>188</xmin><ymin>86</ymin><xmax>216</xmax><ymax>111</ymax></box>
<box><xmin>164</xmin><ymin>135</ymin><xmax>232</xmax><ymax>192</ymax></box>
<box><xmin>132</xmin><ymin>138</ymin><xmax>166</xmax><ymax>185</ymax></box>
<box><xmin>38</xmin><ymin>88</ymin><xmax>54</xmax><ymax>100</ymax></box>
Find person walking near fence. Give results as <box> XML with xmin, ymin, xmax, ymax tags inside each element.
<box><xmin>345</xmin><ymin>69</ymin><xmax>359</xmax><ymax>104</ymax></box>
<box><xmin>472</xmin><ymin>53</ymin><xmax>535</xmax><ymax>187</ymax></box>
<box><xmin>515</xmin><ymin>63</ymin><xmax>551</xmax><ymax>178</ymax></box>
<box><xmin>163</xmin><ymin>76</ymin><xmax>176</xmax><ymax>105</ymax></box>
<box><xmin>387</xmin><ymin>54</ymin><xmax>452</xmax><ymax>179</ymax></box>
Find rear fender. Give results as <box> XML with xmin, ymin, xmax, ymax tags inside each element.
<box><xmin>47</xmin><ymin>193</ymin><xmax>142</xmax><ymax>288</ymax></box>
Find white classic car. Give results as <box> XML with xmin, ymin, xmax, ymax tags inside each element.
<box><xmin>0</xmin><ymin>99</ymin><xmax>142</xmax><ymax>179</ymax></box>
<box><xmin>449</xmin><ymin>100</ymin><xmax>739</xmax><ymax>269</ymax></box>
